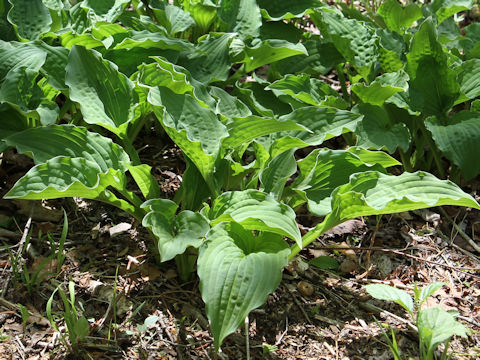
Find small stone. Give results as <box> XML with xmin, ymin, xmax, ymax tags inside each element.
<box><xmin>339</xmin><ymin>259</ymin><xmax>359</xmax><ymax>274</ymax></box>
<box><xmin>109</xmin><ymin>222</ymin><xmax>132</xmax><ymax>237</ymax></box>
<box><xmin>297</xmin><ymin>281</ymin><xmax>314</xmax><ymax>296</ymax></box>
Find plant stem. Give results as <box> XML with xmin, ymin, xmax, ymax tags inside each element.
<box><xmin>117</xmin><ymin>188</ymin><xmax>144</xmax><ymax>208</ymax></box>
<box><xmin>245</xmin><ymin>316</ymin><xmax>250</xmax><ymax>360</ymax></box>
<box><xmin>289</xmin><ymin>220</ymin><xmax>336</xmax><ymax>261</ymax></box>
<box><xmin>418</xmin><ymin>121</ymin><xmax>445</xmax><ymax>178</ymax></box>
<box><xmin>398</xmin><ymin>148</ymin><xmax>413</xmax><ymax>172</ymax></box>
<box><xmin>336</xmin><ymin>64</ymin><xmax>351</xmax><ymax>106</ymax></box>
<box><xmin>121</xmin><ymin>137</ymin><xmax>142</xmax><ymax>166</ymax></box>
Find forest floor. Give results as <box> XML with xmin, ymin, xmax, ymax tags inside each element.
<box><xmin>0</xmin><ymin>146</ymin><xmax>479</xmax><ymax>360</ymax></box>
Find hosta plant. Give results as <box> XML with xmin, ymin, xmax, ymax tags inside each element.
<box><xmin>1</xmin><ymin>0</ymin><xmax>479</xmax><ymax>351</ymax></box>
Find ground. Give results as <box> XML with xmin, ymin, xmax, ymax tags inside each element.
<box><xmin>0</xmin><ymin>146</ymin><xmax>479</xmax><ymax>360</ymax></box>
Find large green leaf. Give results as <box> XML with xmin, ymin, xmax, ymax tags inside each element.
<box><xmin>457</xmin><ymin>59</ymin><xmax>480</xmax><ymax>100</ymax></box>
<box><xmin>406</xmin><ymin>19</ymin><xmax>459</xmax><ymax>117</ymax></box>
<box><xmin>260</xmin><ymin>148</ymin><xmax>297</xmax><ymax>200</ymax></box>
<box><xmin>377</xmin><ymin>0</ymin><xmax>422</xmax><ymax>34</ymax></box>
<box><xmin>351</xmin><ymin>70</ymin><xmax>409</xmax><ymax>106</ymax></box>
<box><xmin>149</xmin><ymin>2</ymin><xmax>195</xmax><ymax>35</ymax></box>
<box><xmin>3</xmin><ymin>125</ymin><xmax>130</xmax><ymax>172</ymax></box>
<box><xmin>218</xmin><ymin>0</ymin><xmax>262</xmax><ymax>38</ymax></box>
<box><xmin>222</xmin><ymin>115</ymin><xmax>307</xmax><ymax>149</ymax></box>
<box><xmin>7</xmin><ymin>0</ymin><xmax>52</xmax><ymax>40</ymax></box>
<box><xmin>65</xmin><ymin>45</ymin><xmax>139</xmax><ymax>137</ymax></box>
<box><xmin>210</xmin><ymin>86</ymin><xmax>251</xmax><ymax>118</ymax></box>
<box><xmin>113</xmin><ymin>31</ymin><xmax>193</xmax><ymax>52</ymax></box>
<box><xmin>425</xmin><ymin>112</ymin><xmax>480</xmax><ymax>180</ymax></box>
<box><xmin>314</xmin><ymin>10</ymin><xmax>377</xmax><ymax>80</ymax></box>
<box><xmin>258</xmin><ymin>0</ymin><xmax>322</xmax><ymax>20</ymax></box>
<box><xmin>209</xmin><ymin>189</ymin><xmax>301</xmax><ymax>247</ymax></box>
<box><xmin>142</xmin><ymin>198</ymin><xmax>209</xmax><ymax>262</ymax></box>
<box><xmin>4</xmin><ymin>156</ymin><xmax>125</xmax><ymax>200</ymax></box>
<box><xmin>365</xmin><ymin>284</ymin><xmax>414</xmax><ymax>314</ymax></box>
<box><xmin>234</xmin><ymin>81</ymin><xmax>292</xmax><ymax>117</ymax></box>
<box><xmin>178</xmin><ymin>33</ymin><xmax>235</xmax><ymax>83</ymax></box>
<box><xmin>429</xmin><ymin>0</ymin><xmax>473</xmax><ymax>24</ymax></box>
<box><xmin>267</xmin><ymin>74</ymin><xmax>338</xmax><ymax>106</ymax></box>
<box><xmin>126</xmin><ymin>164</ymin><xmax>161</xmax><ymax>200</ymax></box>
<box><xmin>354</xmin><ymin>104</ymin><xmax>411</xmax><ymax>153</ymax></box>
<box><xmin>292</xmin><ymin>149</ymin><xmax>389</xmax><ymax>216</ymax></box>
<box><xmin>198</xmin><ymin>222</ymin><xmax>289</xmax><ymax>350</ymax></box>
<box><xmin>0</xmin><ymin>41</ymin><xmax>46</xmax><ymax>80</ymax></box>
<box><xmin>82</xmin><ymin>0</ymin><xmax>130</xmax><ymax>23</ymax></box>
<box><xmin>0</xmin><ymin>66</ymin><xmax>43</xmax><ymax>113</ymax></box>
<box><xmin>237</xmin><ymin>39</ymin><xmax>307</xmax><ymax>72</ymax></box>
<box><xmin>316</xmin><ymin>171</ymin><xmax>480</xmax><ymax>235</ymax></box>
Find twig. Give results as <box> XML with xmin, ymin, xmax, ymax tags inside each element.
<box><xmin>284</xmin><ymin>285</ymin><xmax>312</xmax><ymax>324</ymax></box>
<box><xmin>439</xmin><ymin>207</ymin><xmax>480</xmax><ymax>253</ymax></box>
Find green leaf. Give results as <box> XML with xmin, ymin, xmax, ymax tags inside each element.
<box><xmin>347</xmin><ymin>147</ymin><xmax>401</xmax><ymax>168</ymax></box>
<box><xmin>258</xmin><ymin>0</ymin><xmax>322</xmax><ymax>20</ymax></box>
<box><xmin>126</xmin><ymin>164</ymin><xmax>161</xmax><ymax>200</ymax></box>
<box><xmin>309</xmin><ymin>256</ymin><xmax>339</xmax><ymax>270</ymax></box>
<box><xmin>149</xmin><ymin>2</ymin><xmax>195</xmax><ymax>35</ymax></box>
<box><xmin>318</xmin><ymin>171</ymin><xmax>480</xmax><ymax>236</ymax></box>
<box><xmin>378</xmin><ymin>0</ymin><xmax>422</xmax><ymax>34</ymax></box>
<box><xmin>238</xmin><ymin>39</ymin><xmax>307</xmax><ymax>72</ymax></box>
<box><xmin>209</xmin><ymin>189</ymin><xmax>301</xmax><ymax>247</ymax></box>
<box><xmin>430</xmin><ymin>0</ymin><xmax>473</xmax><ymax>24</ymax></box>
<box><xmin>142</xmin><ymin>198</ymin><xmax>209</xmax><ymax>262</ymax></box>
<box><xmin>198</xmin><ymin>222</ymin><xmax>289</xmax><ymax>350</ymax></box>
<box><xmin>0</xmin><ymin>66</ymin><xmax>43</xmax><ymax>113</ymax></box>
<box><xmin>292</xmin><ymin>149</ymin><xmax>388</xmax><ymax>216</ymax></box>
<box><xmin>222</xmin><ymin>115</ymin><xmax>307</xmax><ymax>149</ymax></box>
<box><xmin>415</xmin><ymin>282</ymin><xmax>445</xmax><ymax>306</ymax></box>
<box><xmin>4</xmin><ymin>125</ymin><xmax>130</xmax><ymax>172</ymax></box>
<box><xmin>178</xmin><ymin>33</ymin><xmax>235</xmax><ymax>83</ymax></box>
<box><xmin>210</xmin><ymin>86</ymin><xmax>252</xmax><ymax>118</ymax></box>
<box><xmin>406</xmin><ymin>19</ymin><xmax>459</xmax><ymax>117</ymax></box>
<box><xmin>278</xmin><ymin>106</ymin><xmax>362</xmax><ymax>147</ymax></box>
<box><xmin>182</xmin><ymin>0</ymin><xmax>217</xmax><ymax>34</ymax></box>
<box><xmin>354</xmin><ymin>104</ymin><xmax>411</xmax><ymax>153</ymax></box>
<box><xmin>234</xmin><ymin>81</ymin><xmax>292</xmax><ymax>117</ymax></box>
<box><xmin>417</xmin><ymin>307</ymin><xmax>467</xmax><ymax>354</ymax></box>
<box><xmin>267</xmin><ymin>74</ymin><xmax>337</xmax><ymax>106</ymax></box>
<box><xmin>351</xmin><ymin>70</ymin><xmax>409</xmax><ymax>106</ymax></box>
<box><xmin>4</xmin><ymin>156</ymin><xmax>125</xmax><ymax>200</ymax></box>
<box><xmin>0</xmin><ymin>40</ymin><xmax>46</xmax><ymax>80</ymax></box>
<box><xmin>314</xmin><ymin>10</ymin><xmax>377</xmax><ymax>80</ymax></box>
<box><xmin>425</xmin><ymin>112</ymin><xmax>480</xmax><ymax>180</ymax></box>
<box><xmin>7</xmin><ymin>0</ymin><xmax>52</xmax><ymax>40</ymax></box>
<box><xmin>114</xmin><ymin>31</ymin><xmax>193</xmax><ymax>52</ymax></box>
<box><xmin>82</xmin><ymin>0</ymin><xmax>130</xmax><ymax>23</ymax></box>
<box><xmin>218</xmin><ymin>0</ymin><xmax>262</xmax><ymax>38</ymax></box>
<box><xmin>65</xmin><ymin>45</ymin><xmax>139</xmax><ymax>137</ymax></box>
<box><xmin>457</xmin><ymin>59</ymin><xmax>480</xmax><ymax>100</ymax></box>
<box><xmin>365</xmin><ymin>284</ymin><xmax>414</xmax><ymax>313</ymax></box>
<box><xmin>260</xmin><ymin>148</ymin><xmax>297</xmax><ymax>200</ymax></box>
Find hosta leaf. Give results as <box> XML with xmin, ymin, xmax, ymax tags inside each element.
<box><xmin>365</xmin><ymin>284</ymin><xmax>414</xmax><ymax>313</ymax></box>
<box><xmin>218</xmin><ymin>0</ymin><xmax>262</xmax><ymax>39</ymax></box>
<box><xmin>238</xmin><ymin>39</ymin><xmax>307</xmax><ymax>72</ymax></box>
<box><xmin>457</xmin><ymin>59</ymin><xmax>480</xmax><ymax>99</ymax></box>
<box><xmin>60</xmin><ymin>32</ymin><xmax>104</xmax><ymax>50</ymax></box>
<box><xmin>406</xmin><ymin>19</ymin><xmax>459</xmax><ymax>117</ymax></box>
<box><xmin>142</xmin><ymin>198</ymin><xmax>209</xmax><ymax>262</ymax></box>
<box><xmin>260</xmin><ymin>148</ymin><xmax>297</xmax><ymax>200</ymax></box>
<box><xmin>114</xmin><ymin>31</ymin><xmax>193</xmax><ymax>52</ymax></box>
<box><xmin>377</xmin><ymin>0</ymin><xmax>422</xmax><ymax>34</ymax></box>
<box><xmin>234</xmin><ymin>81</ymin><xmax>292</xmax><ymax>117</ymax></box>
<box><xmin>354</xmin><ymin>104</ymin><xmax>410</xmax><ymax>153</ymax></box>
<box><xmin>34</xmin><ymin>42</ymin><xmax>69</xmax><ymax>91</ymax></box>
<box><xmin>429</xmin><ymin>0</ymin><xmax>473</xmax><ymax>24</ymax></box>
<box><xmin>222</xmin><ymin>115</ymin><xmax>307</xmax><ymax>149</ymax></box>
<box><xmin>148</xmin><ymin>86</ymin><xmax>226</xmax><ymax>181</ymax></box>
<box><xmin>4</xmin><ymin>156</ymin><xmax>125</xmax><ymax>200</ymax></box>
<box><xmin>267</xmin><ymin>74</ymin><xmax>337</xmax><ymax>106</ymax></box>
<box><xmin>209</xmin><ymin>189</ymin><xmax>301</xmax><ymax>247</ymax></box>
<box><xmin>182</xmin><ymin>0</ymin><xmax>217</xmax><ymax>34</ymax></box>
<box><xmin>0</xmin><ymin>66</ymin><xmax>43</xmax><ymax>113</ymax></box>
<box><xmin>258</xmin><ymin>0</ymin><xmax>322</xmax><ymax>20</ymax></box>
<box><xmin>292</xmin><ymin>149</ymin><xmax>388</xmax><ymax>216</ymax></box>
<box><xmin>425</xmin><ymin>112</ymin><xmax>480</xmax><ymax>180</ymax></box>
<box><xmin>198</xmin><ymin>222</ymin><xmax>289</xmax><ymax>350</ymax></box>
<box><xmin>0</xmin><ymin>103</ymin><xmax>28</xmax><ymax>141</ymax></box>
<box><xmin>210</xmin><ymin>86</ymin><xmax>252</xmax><ymax>118</ymax></box>
<box><xmin>178</xmin><ymin>33</ymin><xmax>235</xmax><ymax>83</ymax></box>
<box><xmin>7</xmin><ymin>0</ymin><xmax>52</xmax><ymax>40</ymax></box>
<box><xmin>279</xmin><ymin>106</ymin><xmax>363</xmax><ymax>147</ymax></box>
<box><xmin>82</xmin><ymin>0</ymin><xmax>130</xmax><ymax>23</ymax></box>
<box><xmin>149</xmin><ymin>2</ymin><xmax>195</xmax><ymax>35</ymax></box>
<box><xmin>65</xmin><ymin>45</ymin><xmax>139</xmax><ymax>137</ymax></box>
<box><xmin>260</xmin><ymin>21</ymin><xmax>303</xmax><ymax>43</ymax></box>
<box><xmin>317</xmin><ymin>171</ymin><xmax>480</xmax><ymax>235</ymax></box>
<box><xmin>351</xmin><ymin>70</ymin><xmax>409</xmax><ymax>106</ymax></box>
<box><xmin>0</xmin><ymin>41</ymin><xmax>46</xmax><ymax>80</ymax></box>
<box><xmin>417</xmin><ymin>307</ymin><xmax>467</xmax><ymax>353</ymax></box>
<box><xmin>376</xmin><ymin>28</ymin><xmax>406</xmax><ymax>73</ymax></box>
<box><xmin>126</xmin><ymin>164</ymin><xmax>161</xmax><ymax>200</ymax></box>
<box><xmin>4</xmin><ymin>125</ymin><xmax>130</xmax><ymax>172</ymax></box>
<box><xmin>347</xmin><ymin>147</ymin><xmax>401</xmax><ymax>168</ymax></box>
<box><xmin>314</xmin><ymin>10</ymin><xmax>377</xmax><ymax>80</ymax></box>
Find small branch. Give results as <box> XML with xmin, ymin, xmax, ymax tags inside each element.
<box><xmin>439</xmin><ymin>207</ymin><xmax>480</xmax><ymax>253</ymax></box>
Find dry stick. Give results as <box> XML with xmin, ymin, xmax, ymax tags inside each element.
<box><xmin>311</xmin><ymin>246</ymin><xmax>480</xmax><ymax>278</ymax></box>
<box><xmin>284</xmin><ymin>285</ymin><xmax>312</xmax><ymax>324</ymax></box>
<box><xmin>439</xmin><ymin>207</ymin><xmax>480</xmax><ymax>253</ymax></box>
<box><xmin>2</xmin><ymin>208</ymin><xmax>33</xmax><ymax>296</ymax></box>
